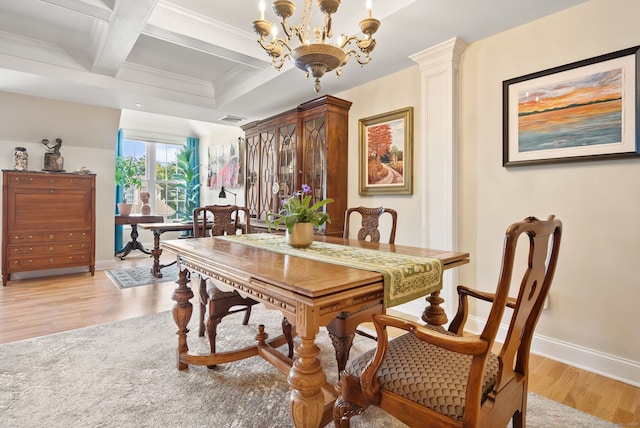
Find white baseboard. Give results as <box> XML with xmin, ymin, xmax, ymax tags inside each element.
<box><xmin>389</xmin><ymin>307</ymin><xmax>639</xmax><ymax>388</ymax></box>
<box><xmin>465</xmin><ymin>314</ymin><xmax>640</xmax><ymax>388</ymax></box>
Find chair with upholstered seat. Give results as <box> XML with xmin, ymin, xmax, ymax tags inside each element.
<box><xmin>343</xmin><ymin>206</ymin><xmax>397</xmax><ymax>244</ymax></box>
<box><xmin>333</xmin><ymin>215</ymin><xmax>562</xmax><ymax>428</ymax></box>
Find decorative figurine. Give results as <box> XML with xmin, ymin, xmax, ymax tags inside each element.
<box><xmin>42</xmin><ymin>137</ymin><xmax>64</xmax><ymax>171</ymax></box>
<box><xmin>140</xmin><ymin>191</ymin><xmax>151</xmax><ymax>215</ymax></box>
<box><xmin>14</xmin><ymin>147</ymin><xmax>28</xmax><ymax>171</ymax></box>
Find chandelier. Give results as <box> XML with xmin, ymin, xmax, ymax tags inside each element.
<box><xmin>252</xmin><ymin>0</ymin><xmax>381</xmax><ymax>92</ymax></box>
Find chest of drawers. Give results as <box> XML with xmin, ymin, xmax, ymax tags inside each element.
<box><xmin>2</xmin><ymin>170</ymin><xmax>96</xmax><ymax>286</ymax></box>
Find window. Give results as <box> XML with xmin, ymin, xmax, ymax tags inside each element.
<box><xmin>121</xmin><ymin>139</ymin><xmax>182</xmax><ymax>220</ymax></box>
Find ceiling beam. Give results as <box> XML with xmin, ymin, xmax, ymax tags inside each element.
<box><xmin>91</xmin><ymin>0</ymin><xmax>158</xmax><ymax>76</ymax></box>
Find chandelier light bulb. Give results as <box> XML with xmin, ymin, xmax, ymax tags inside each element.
<box><xmin>366</xmin><ymin>0</ymin><xmax>373</xmax><ymax>18</ymax></box>
<box><xmin>259</xmin><ymin>0</ymin><xmax>266</xmax><ymax>20</ymax></box>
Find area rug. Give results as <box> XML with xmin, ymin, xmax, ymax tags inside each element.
<box><xmin>0</xmin><ymin>307</ymin><xmax>618</xmax><ymax>428</ymax></box>
<box><xmin>105</xmin><ymin>263</ymin><xmax>178</xmax><ymax>289</ymax></box>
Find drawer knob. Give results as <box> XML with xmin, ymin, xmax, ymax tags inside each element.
<box><xmin>49</xmin><ymin>189</ymin><xmax>55</xmax><ymax>194</ymax></box>
<box><xmin>49</xmin><ymin>247</ymin><xmax>55</xmax><ymax>252</ymax></box>
<box><xmin>49</xmin><ymin>258</ymin><xmax>54</xmax><ymax>263</ymax></box>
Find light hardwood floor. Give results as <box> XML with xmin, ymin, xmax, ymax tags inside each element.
<box><xmin>1</xmin><ymin>252</ymin><xmax>638</xmax><ymax>426</ymax></box>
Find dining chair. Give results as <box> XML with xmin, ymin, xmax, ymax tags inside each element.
<box><xmin>333</xmin><ymin>215</ymin><xmax>562</xmax><ymax>428</ymax></box>
<box><xmin>343</xmin><ymin>206</ymin><xmax>398</xmax><ymax>244</ymax></box>
<box><xmin>326</xmin><ymin>206</ymin><xmax>400</xmax><ymax>379</ymax></box>
<box><xmin>194</xmin><ymin>205</ymin><xmax>293</xmax><ymax>361</ymax></box>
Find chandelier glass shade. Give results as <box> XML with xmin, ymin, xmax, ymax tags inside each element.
<box><xmin>252</xmin><ymin>0</ymin><xmax>380</xmax><ymax>92</ymax></box>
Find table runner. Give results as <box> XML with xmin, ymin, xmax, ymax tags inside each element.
<box><xmin>216</xmin><ymin>234</ymin><xmax>443</xmax><ymax>308</ymax></box>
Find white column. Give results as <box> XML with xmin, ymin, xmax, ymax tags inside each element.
<box><xmin>407</xmin><ymin>37</ymin><xmax>466</xmax><ymax>321</ymax></box>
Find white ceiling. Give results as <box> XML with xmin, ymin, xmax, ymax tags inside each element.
<box><xmin>0</xmin><ymin>0</ymin><xmax>588</xmax><ymax>135</ymax></box>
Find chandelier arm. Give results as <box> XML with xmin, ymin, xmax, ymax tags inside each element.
<box><xmin>337</xmin><ymin>34</ymin><xmax>358</xmax><ymax>50</ymax></box>
<box><xmin>257</xmin><ymin>38</ymin><xmax>281</xmax><ymax>56</ymax></box>
<box><xmin>272</xmin><ymin>53</ymin><xmax>290</xmax><ymax>70</ymax></box>
<box><xmin>280</xmin><ymin>18</ymin><xmax>295</xmax><ymax>40</ymax></box>
<box><xmin>354</xmin><ymin>54</ymin><xmax>372</xmax><ymax>66</ymax></box>
<box><xmin>284</xmin><ymin>23</ymin><xmax>307</xmax><ymax>46</ymax></box>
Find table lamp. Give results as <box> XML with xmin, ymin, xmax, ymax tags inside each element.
<box><xmin>218</xmin><ymin>186</ymin><xmax>237</xmax><ymax>205</ymax></box>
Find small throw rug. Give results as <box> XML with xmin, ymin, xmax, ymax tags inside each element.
<box><xmin>0</xmin><ymin>307</ymin><xmax>619</xmax><ymax>428</ymax></box>
<box><xmin>105</xmin><ymin>263</ymin><xmax>178</xmax><ymax>289</ymax></box>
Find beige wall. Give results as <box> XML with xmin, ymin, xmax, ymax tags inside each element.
<box><xmin>336</xmin><ymin>67</ymin><xmax>423</xmax><ymax>246</ymax></box>
<box><xmin>458</xmin><ymin>0</ymin><xmax>639</xmax><ymax>383</ymax></box>
<box><xmin>0</xmin><ymin>91</ymin><xmax>121</xmax><ymax>272</ymax></box>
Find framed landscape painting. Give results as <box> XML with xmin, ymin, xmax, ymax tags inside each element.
<box><xmin>503</xmin><ymin>46</ymin><xmax>640</xmax><ymax>167</ymax></box>
<box><xmin>359</xmin><ymin>107</ymin><xmax>413</xmax><ymax>195</ymax></box>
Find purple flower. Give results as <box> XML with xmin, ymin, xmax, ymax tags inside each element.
<box><xmin>301</xmin><ymin>184</ymin><xmax>311</xmax><ymax>194</ymax></box>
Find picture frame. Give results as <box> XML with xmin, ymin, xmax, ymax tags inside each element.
<box><xmin>208</xmin><ymin>137</ymin><xmax>243</xmax><ymax>190</ymax></box>
<box><xmin>359</xmin><ymin>107</ymin><xmax>413</xmax><ymax>195</ymax></box>
<box><xmin>503</xmin><ymin>45</ymin><xmax>640</xmax><ymax>167</ymax></box>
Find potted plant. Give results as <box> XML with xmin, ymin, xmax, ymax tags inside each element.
<box><xmin>115</xmin><ymin>155</ymin><xmax>143</xmax><ymax>216</ymax></box>
<box><xmin>173</xmin><ymin>145</ymin><xmax>200</xmax><ymax>222</ymax></box>
<box><xmin>266</xmin><ymin>184</ymin><xmax>333</xmax><ymax>247</ymax></box>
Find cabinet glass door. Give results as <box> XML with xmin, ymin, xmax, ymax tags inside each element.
<box><xmin>277</xmin><ymin>124</ymin><xmax>297</xmax><ymax>203</ymax></box>
<box><xmin>245</xmin><ymin>134</ymin><xmax>260</xmax><ymax>219</ymax></box>
<box><xmin>259</xmin><ymin>131</ymin><xmax>277</xmax><ymax>221</ymax></box>
<box><xmin>302</xmin><ymin>117</ymin><xmax>326</xmax><ymax>205</ymax></box>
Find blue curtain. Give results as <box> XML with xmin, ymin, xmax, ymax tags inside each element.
<box><xmin>186</xmin><ymin>137</ymin><xmax>200</xmax><ymax>208</ymax></box>
<box><xmin>115</xmin><ymin>129</ymin><xmax>124</xmax><ymax>251</ymax></box>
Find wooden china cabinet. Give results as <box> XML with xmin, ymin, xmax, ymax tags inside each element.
<box><xmin>241</xmin><ymin>95</ymin><xmax>352</xmax><ymax>236</ymax></box>
<box><xmin>1</xmin><ymin>170</ymin><xmax>96</xmax><ymax>286</ymax></box>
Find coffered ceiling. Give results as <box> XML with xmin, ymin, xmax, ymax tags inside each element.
<box><xmin>0</xmin><ymin>0</ymin><xmax>588</xmax><ymax>132</ymax></box>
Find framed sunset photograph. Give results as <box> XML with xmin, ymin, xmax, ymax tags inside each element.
<box><xmin>359</xmin><ymin>107</ymin><xmax>413</xmax><ymax>195</ymax></box>
<box><xmin>503</xmin><ymin>46</ymin><xmax>640</xmax><ymax>167</ymax></box>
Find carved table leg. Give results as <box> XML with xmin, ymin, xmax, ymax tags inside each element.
<box><xmin>150</xmin><ymin>231</ymin><xmax>163</xmax><ymax>278</ymax></box>
<box><xmin>326</xmin><ymin>303</ymin><xmax>383</xmax><ymax>381</ymax></box>
<box><xmin>282</xmin><ymin>317</ymin><xmax>294</xmax><ymax>359</ymax></box>
<box><xmin>198</xmin><ymin>278</ymin><xmax>208</xmax><ymax>337</ymax></box>
<box><xmin>288</xmin><ymin>307</ymin><xmax>325</xmax><ymax>428</ymax></box>
<box><xmin>328</xmin><ymin>330</ymin><xmax>354</xmax><ymax>381</ymax></box>
<box><xmin>171</xmin><ymin>264</ymin><xmax>193</xmax><ymax>370</ymax></box>
<box><xmin>422</xmin><ymin>290</ymin><xmax>448</xmax><ymax>326</ymax></box>
<box><xmin>117</xmin><ymin>225</ymin><xmax>151</xmax><ymax>259</ymax></box>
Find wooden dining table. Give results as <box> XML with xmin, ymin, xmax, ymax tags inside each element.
<box><xmin>162</xmin><ymin>235</ymin><xmax>469</xmax><ymax>428</ymax></box>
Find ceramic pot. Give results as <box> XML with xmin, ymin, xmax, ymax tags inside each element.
<box><xmin>117</xmin><ymin>202</ymin><xmax>132</xmax><ymax>216</ymax></box>
<box><xmin>286</xmin><ymin>222</ymin><xmax>314</xmax><ymax>248</ymax></box>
